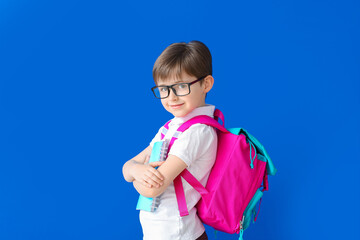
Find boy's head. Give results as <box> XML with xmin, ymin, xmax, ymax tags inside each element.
<box><xmin>153</xmin><ymin>40</ymin><xmax>212</xmax><ymax>84</ymax></box>
<box><xmin>152</xmin><ymin>41</ymin><xmax>214</xmax><ymax>118</ymax></box>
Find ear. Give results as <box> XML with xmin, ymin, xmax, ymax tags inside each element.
<box><xmin>203</xmin><ymin>75</ymin><xmax>214</xmax><ymax>93</ymax></box>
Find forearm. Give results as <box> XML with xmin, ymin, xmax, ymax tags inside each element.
<box><xmin>133</xmin><ymin>154</ymin><xmax>188</xmax><ymax>198</ymax></box>
<box><xmin>133</xmin><ymin>180</ymin><xmax>164</xmax><ymax>198</ymax></box>
<box><xmin>122</xmin><ymin>145</ymin><xmax>152</xmax><ymax>182</ymax></box>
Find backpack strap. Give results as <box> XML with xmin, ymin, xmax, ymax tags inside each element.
<box><xmin>161</xmin><ymin>120</ymin><xmax>185</xmax><ymax>150</ymax></box>
<box><xmin>169</xmin><ymin>111</ymin><xmax>229</xmax><ymax>216</ymax></box>
<box><xmin>160</xmin><ymin>120</ymin><xmax>192</xmax><ymax>216</ymax></box>
<box><xmin>161</xmin><ymin>120</ymin><xmax>171</xmax><ymax>139</ymax></box>
<box><xmin>173</xmin><ymin>176</ymin><xmax>189</xmax><ymax>216</ymax></box>
<box><xmin>176</xmin><ymin>114</ymin><xmax>229</xmax><ymax>134</ymax></box>
<box><xmin>173</xmin><ymin>168</ymin><xmax>210</xmax><ymax>216</ymax></box>
<box><xmin>214</xmin><ymin>109</ymin><xmax>225</xmax><ymax>127</ymax></box>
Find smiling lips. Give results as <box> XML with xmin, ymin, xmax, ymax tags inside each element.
<box><xmin>170</xmin><ymin>103</ymin><xmax>184</xmax><ymax>109</ymax></box>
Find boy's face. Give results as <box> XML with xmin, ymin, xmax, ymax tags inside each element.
<box><xmin>156</xmin><ymin>72</ymin><xmax>213</xmax><ymax>118</ymax></box>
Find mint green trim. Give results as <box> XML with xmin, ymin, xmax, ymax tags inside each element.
<box><xmin>266</xmin><ymin>157</ymin><xmax>277</xmax><ymax>176</ymax></box>
<box><xmin>242</xmin><ymin>189</ymin><xmax>263</xmax><ymax>230</ymax></box>
<box><xmin>238</xmin><ymin>229</ymin><xmax>244</xmax><ymax>240</ymax></box>
<box><xmin>227</xmin><ymin>127</ymin><xmax>277</xmax><ymax>176</ymax></box>
<box><xmin>228</xmin><ymin>127</ymin><xmax>241</xmax><ymax>135</ymax></box>
<box><xmin>243</xmin><ymin>129</ymin><xmax>277</xmax><ymax>176</ymax></box>
<box><xmin>257</xmin><ymin>154</ymin><xmax>267</xmax><ymax>162</ymax></box>
<box><xmin>252</xmin><ymin>209</ymin><xmax>256</xmax><ymax>224</ymax></box>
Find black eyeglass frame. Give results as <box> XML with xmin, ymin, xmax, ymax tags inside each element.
<box><xmin>151</xmin><ymin>76</ymin><xmax>207</xmax><ymax>99</ymax></box>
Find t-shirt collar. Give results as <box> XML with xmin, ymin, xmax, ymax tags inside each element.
<box><xmin>169</xmin><ymin>104</ymin><xmax>215</xmax><ymax>126</ymax></box>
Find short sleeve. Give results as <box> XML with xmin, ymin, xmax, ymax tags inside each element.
<box><xmin>168</xmin><ymin>124</ymin><xmax>217</xmax><ymax>167</ymax></box>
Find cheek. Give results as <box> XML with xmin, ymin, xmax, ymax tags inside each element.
<box><xmin>160</xmin><ymin>99</ymin><xmax>168</xmax><ymax>108</ymax></box>
<box><xmin>188</xmin><ymin>92</ymin><xmax>203</xmax><ymax>105</ymax></box>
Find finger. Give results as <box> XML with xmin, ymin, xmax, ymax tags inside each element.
<box><xmin>145</xmin><ymin>171</ymin><xmax>163</xmax><ymax>185</ymax></box>
<box><xmin>147</xmin><ymin>167</ymin><xmax>164</xmax><ymax>182</ymax></box>
<box><xmin>141</xmin><ymin>178</ymin><xmax>153</xmax><ymax>188</ymax></box>
<box><xmin>149</xmin><ymin>161</ymin><xmax>164</xmax><ymax>168</ymax></box>
<box><xmin>143</xmin><ymin>175</ymin><xmax>160</xmax><ymax>188</ymax></box>
<box><xmin>145</xmin><ymin>169</ymin><xmax>164</xmax><ymax>187</ymax></box>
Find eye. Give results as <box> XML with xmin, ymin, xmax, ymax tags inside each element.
<box><xmin>159</xmin><ymin>87</ymin><xmax>168</xmax><ymax>92</ymax></box>
<box><xmin>178</xmin><ymin>84</ymin><xmax>187</xmax><ymax>89</ymax></box>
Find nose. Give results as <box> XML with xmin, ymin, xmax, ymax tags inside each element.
<box><xmin>168</xmin><ymin>87</ymin><xmax>178</xmax><ymax>100</ymax></box>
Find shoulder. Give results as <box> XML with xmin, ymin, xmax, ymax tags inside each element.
<box><xmin>169</xmin><ymin>123</ymin><xmax>217</xmax><ymax>167</ymax></box>
<box><xmin>171</xmin><ymin>123</ymin><xmax>217</xmax><ymax>153</ymax></box>
<box><xmin>185</xmin><ymin>123</ymin><xmax>217</xmax><ymax>138</ymax></box>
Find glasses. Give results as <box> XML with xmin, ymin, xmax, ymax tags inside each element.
<box><xmin>151</xmin><ymin>76</ymin><xmax>206</xmax><ymax>99</ymax></box>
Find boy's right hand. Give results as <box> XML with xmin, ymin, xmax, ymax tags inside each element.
<box><xmin>132</xmin><ymin>157</ymin><xmax>164</xmax><ymax>188</ymax></box>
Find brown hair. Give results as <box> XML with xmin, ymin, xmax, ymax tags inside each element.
<box><xmin>152</xmin><ymin>41</ymin><xmax>212</xmax><ymax>84</ymax></box>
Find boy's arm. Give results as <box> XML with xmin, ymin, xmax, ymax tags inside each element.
<box><xmin>122</xmin><ymin>146</ymin><xmax>164</xmax><ymax>188</ymax></box>
<box><xmin>133</xmin><ymin>154</ymin><xmax>187</xmax><ymax>198</ymax></box>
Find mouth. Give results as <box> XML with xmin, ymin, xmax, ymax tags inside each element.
<box><xmin>169</xmin><ymin>103</ymin><xmax>184</xmax><ymax>109</ymax></box>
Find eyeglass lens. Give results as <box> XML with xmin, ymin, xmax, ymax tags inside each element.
<box><xmin>153</xmin><ymin>83</ymin><xmax>190</xmax><ymax>98</ymax></box>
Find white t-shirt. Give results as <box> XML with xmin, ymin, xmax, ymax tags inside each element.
<box><xmin>140</xmin><ymin>104</ymin><xmax>218</xmax><ymax>240</ymax></box>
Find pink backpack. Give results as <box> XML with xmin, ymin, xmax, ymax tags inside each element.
<box><xmin>160</xmin><ymin>109</ymin><xmax>277</xmax><ymax>239</ymax></box>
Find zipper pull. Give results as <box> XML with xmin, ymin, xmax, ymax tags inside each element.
<box><xmin>249</xmin><ymin>141</ymin><xmax>256</xmax><ymax>169</ymax></box>
<box><xmin>238</xmin><ymin>216</ymin><xmax>245</xmax><ymax>240</ymax></box>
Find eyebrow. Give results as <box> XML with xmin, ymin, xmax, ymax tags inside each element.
<box><xmin>173</xmin><ymin>79</ymin><xmax>191</xmax><ymax>85</ymax></box>
<box><xmin>157</xmin><ymin>79</ymin><xmax>187</xmax><ymax>86</ymax></box>
<box><xmin>171</xmin><ymin>78</ymin><xmax>194</xmax><ymax>84</ymax></box>
<box><xmin>172</xmin><ymin>79</ymin><xmax>182</xmax><ymax>83</ymax></box>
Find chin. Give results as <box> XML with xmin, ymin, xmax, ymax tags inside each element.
<box><xmin>171</xmin><ymin>112</ymin><xmax>182</xmax><ymax>117</ymax></box>
<box><xmin>166</xmin><ymin>105</ymin><xmax>195</xmax><ymax>118</ymax></box>
<box><xmin>168</xmin><ymin>110</ymin><xmax>186</xmax><ymax>118</ymax></box>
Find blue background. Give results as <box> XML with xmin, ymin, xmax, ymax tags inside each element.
<box><xmin>1</xmin><ymin>0</ymin><xmax>359</xmax><ymax>239</ymax></box>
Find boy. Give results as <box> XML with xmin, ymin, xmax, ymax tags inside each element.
<box><xmin>123</xmin><ymin>41</ymin><xmax>217</xmax><ymax>240</ymax></box>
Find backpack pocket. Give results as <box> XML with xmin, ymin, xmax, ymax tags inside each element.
<box><xmin>243</xmin><ymin>188</ymin><xmax>263</xmax><ymax>230</ymax></box>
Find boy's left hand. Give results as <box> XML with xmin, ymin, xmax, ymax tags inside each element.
<box><xmin>130</xmin><ymin>156</ymin><xmax>165</xmax><ymax>188</ymax></box>
<box><xmin>144</xmin><ymin>156</ymin><xmax>165</xmax><ymax>187</ymax></box>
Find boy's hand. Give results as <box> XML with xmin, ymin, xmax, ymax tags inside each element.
<box><xmin>132</xmin><ymin>157</ymin><xmax>164</xmax><ymax>188</ymax></box>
